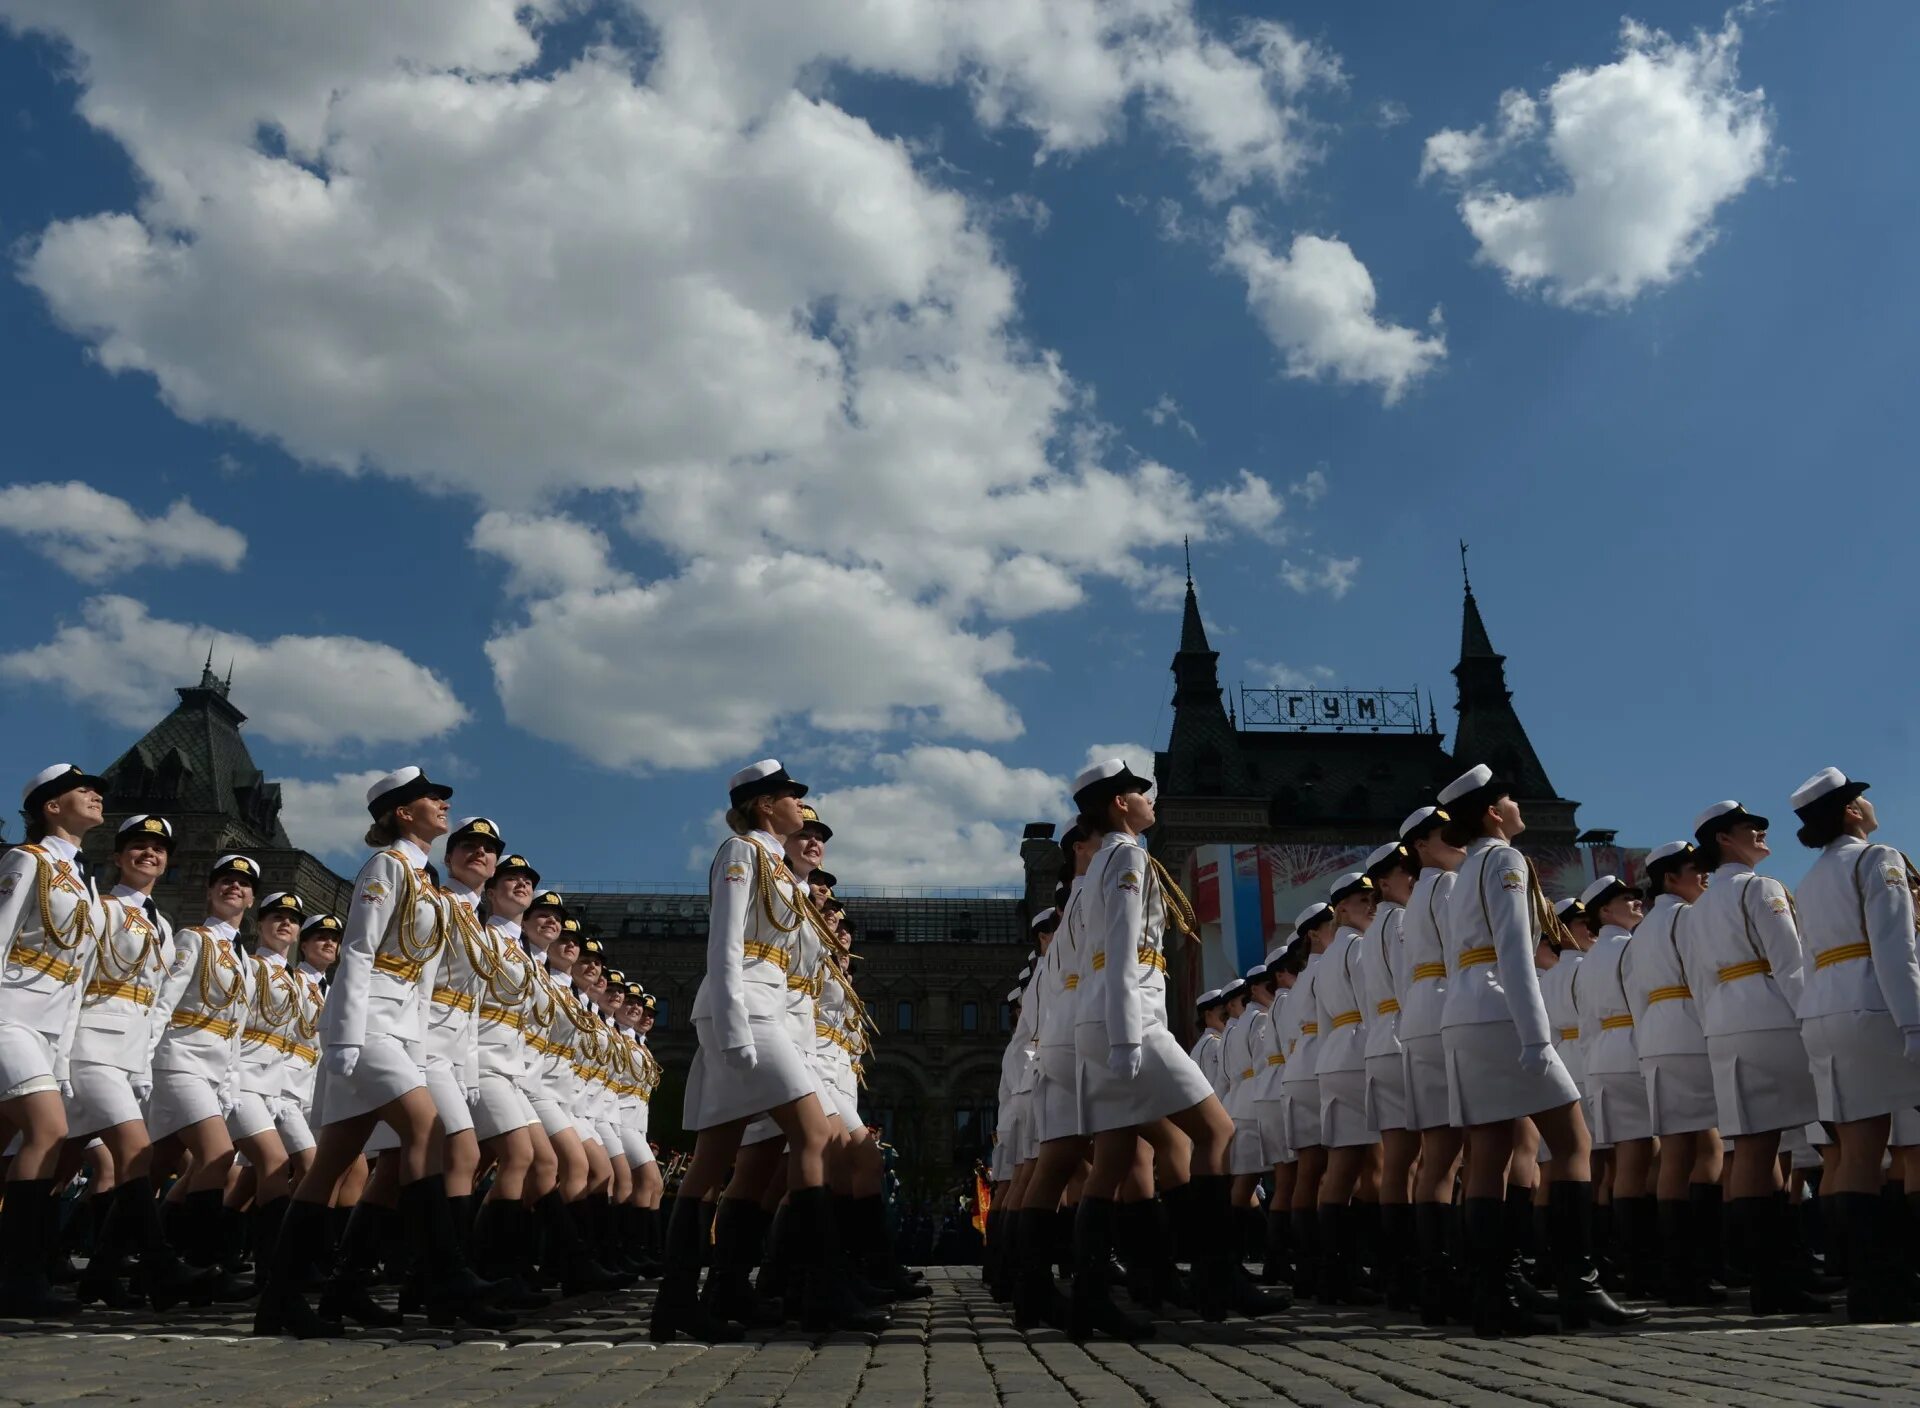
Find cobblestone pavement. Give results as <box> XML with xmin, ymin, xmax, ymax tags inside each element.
<box><xmin>5</xmin><ymin>1271</ymin><xmax>1919</xmax><ymax>1407</ymax></box>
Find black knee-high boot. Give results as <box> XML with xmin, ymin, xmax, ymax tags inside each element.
<box><xmin>1468</xmin><ymin>1196</ymin><xmax>1552</xmax><ymax>1338</ymax></box>
<box><xmin>1290</xmin><ymin>1207</ymin><xmax>1320</xmax><ymax>1300</ymax></box>
<box><xmin>1013</xmin><ymin>1206</ymin><xmax>1066</xmax><ymax>1332</ymax></box>
<box><xmin>1317</xmin><ymin>1203</ymin><xmax>1381</xmax><ymax>1306</ymax></box>
<box><xmin>1069</xmin><ymin>1197</ymin><xmax>1151</xmax><ymax>1342</ymax></box>
<box><xmin>0</xmin><ymin>1178</ymin><xmax>79</xmax><ymax>1318</ymax></box>
<box><xmin>319</xmin><ymin>1200</ymin><xmax>403</xmax><ymax>1326</ymax></box>
<box><xmin>650</xmin><ymin>1196</ymin><xmax>744</xmax><ymax>1344</ymax></box>
<box><xmin>704</xmin><ymin>1198</ymin><xmax>780</xmax><ymax>1327</ymax></box>
<box><xmin>790</xmin><ymin>1185</ymin><xmax>889</xmax><ymax>1334</ymax></box>
<box><xmin>1550</xmin><ymin>1181</ymin><xmax>1650</xmax><ymax>1330</ymax></box>
<box><xmin>1380</xmin><ymin>1202</ymin><xmax>1415</xmax><ymax>1310</ymax></box>
<box><xmin>1840</xmin><ymin>1191</ymin><xmax>1910</xmax><ymax>1324</ymax></box>
<box><xmin>400</xmin><ymin>1174</ymin><xmax>515</xmax><ymax>1329</ymax></box>
<box><xmin>252</xmin><ymin>1199</ymin><xmax>343</xmax><ymax>1338</ymax></box>
<box><xmin>1742</xmin><ymin>1194</ymin><xmax>1827</xmax><ymax>1315</ymax></box>
<box><xmin>1259</xmin><ymin>1207</ymin><xmax>1290</xmax><ymax>1286</ymax></box>
<box><xmin>181</xmin><ymin>1188</ymin><xmax>252</xmax><ymax>1302</ymax></box>
<box><xmin>534</xmin><ymin>1190</ymin><xmax>624</xmax><ymax>1294</ymax></box>
<box><xmin>1415</xmin><ymin>1201</ymin><xmax>1452</xmax><ymax>1326</ymax></box>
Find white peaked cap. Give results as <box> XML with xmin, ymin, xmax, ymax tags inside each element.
<box><xmin>1791</xmin><ymin>767</ymin><xmax>1863</xmax><ymax>812</ymax></box>
<box><xmin>1645</xmin><ymin>840</ymin><xmax>1693</xmax><ymax>867</ymax></box>
<box><xmin>1438</xmin><ymin>764</ymin><xmax>1493</xmax><ymax>805</ymax></box>
<box><xmin>1400</xmin><ymin>805</ymin><xmax>1443</xmax><ymax>839</ymax></box>
<box><xmin>1554</xmin><ymin>897</ymin><xmax>1583</xmax><ymax>918</ymax></box>
<box><xmin>1293</xmin><ymin>900</ymin><xmax>1332</xmax><ymax>931</ymax></box>
<box><xmin>1364</xmin><ymin>842</ymin><xmax>1403</xmax><ymax>871</ymax></box>
<box><xmin>1579</xmin><ymin>875</ymin><xmax>1629</xmax><ymax>907</ymax></box>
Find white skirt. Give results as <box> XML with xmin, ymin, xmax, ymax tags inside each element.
<box><xmin>1073</xmin><ymin>1017</ymin><xmax>1215</xmax><ymax>1134</ymax></box>
<box><xmin>225</xmin><ymin>1090</ymin><xmax>278</xmax><ymax>1142</ymax></box>
<box><xmin>531</xmin><ymin>1094</ymin><xmax>574</xmax><ymax>1139</ymax></box>
<box><xmin>1282</xmin><ymin>1081</ymin><xmax>1322</xmax><ymax>1149</ymax></box>
<box><xmin>1036</xmin><ymin>1045</ymin><xmax>1083</xmax><ymax>1143</ymax></box>
<box><xmin>596</xmin><ymin>1119</ymin><xmax>625</xmax><ymax>1156</ymax></box>
<box><xmin>1442</xmin><ymin>1020</ymin><xmax>1581</xmax><ymax>1128</ymax></box>
<box><xmin>1707</xmin><ymin>1028</ymin><xmax>1818</xmax><ymax>1136</ymax></box>
<box><xmin>1364</xmin><ymin>1053</ymin><xmax>1408</xmax><ymax>1133</ymax></box>
<box><xmin>1230</xmin><ymin>1115</ymin><xmax>1267</xmax><ymax>1175</ymax></box>
<box><xmin>824</xmin><ymin>1062</ymin><xmax>862</xmax><ymax>1130</ymax></box>
<box><xmin>276</xmin><ymin>1102</ymin><xmax>316</xmax><ymax>1155</ymax></box>
<box><xmin>472</xmin><ymin>1070</ymin><xmax>539</xmax><ymax>1141</ymax></box>
<box><xmin>1587</xmin><ymin>1069</ymin><xmax>1654</xmax><ymax>1145</ymax></box>
<box><xmin>1802</xmin><ymin>1010</ymin><xmax>1920</xmax><ymax>1123</ymax></box>
<box><xmin>1256</xmin><ymin>1100</ymin><xmax>1293</xmax><ymax>1165</ymax></box>
<box><xmin>1642</xmin><ymin>1054</ymin><xmax>1718</xmax><ymax>1135</ymax></box>
<box><xmin>66</xmin><ymin>1060</ymin><xmax>143</xmax><ymax>1137</ymax></box>
<box><xmin>574</xmin><ymin>1114</ymin><xmax>601</xmax><ymax>1147</ymax></box>
<box><xmin>1400</xmin><ymin>1034</ymin><xmax>1451</xmax><ymax>1133</ymax></box>
<box><xmin>1893</xmin><ymin>1106</ymin><xmax>1920</xmax><ymax>1147</ymax></box>
<box><xmin>1318</xmin><ymin>1068</ymin><xmax>1372</xmax><ymax>1149</ymax></box>
<box><xmin>146</xmin><ymin>1069</ymin><xmax>221</xmax><ymax>1140</ymax></box>
<box><xmin>0</xmin><ymin>1022</ymin><xmax>58</xmax><ymax>1100</ymax></box>
<box><xmin>424</xmin><ymin>1060</ymin><xmax>475</xmax><ymax>1137</ymax></box>
<box><xmin>622</xmin><ymin>1126</ymin><xmax>654</xmax><ymax>1167</ymax></box>
<box><xmin>313</xmin><ymin>1033</ymin><xmax>424</xmax><ymax>1125</ymax></box>
<box><xmin>684</xmin><ymin>1012</ymin><xmax>816</xmax><ymax>1131</ymax></box>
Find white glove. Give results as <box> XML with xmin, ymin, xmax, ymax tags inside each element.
<box><xmin>57</xmin><ymin>1078</ymin><xmax>75</xmax><ymax>1101</ymax></box>
<box><xmin>1517</xmin><ymin>1042</ymin><xmax>1553</xmax><ymax>1076</ymax></box>
<box><xmin>268</xmin><ymin>1095</ymin><xmax>293</xmax><ymax>1122</ymax></box>
<box><xmin>1107</xmin><ymin>1043</ymin><xmax>1143</xmax><ymax>1078</ymax></box>
<box><xmin>326</xmin><ymin>1044</ymin><xmax>361</xmax><ymax>1078</ymax></box>
<box><xmin>217</xmin><ymin>1080</ymin><xmax>237</xmax><ymax>1118</ymax></box>
<box><xmin>465</xmin><ymin>1085</ymin><xmax>482</xmax><ymax>1108</ymax></box>
<box><xmin>722</xmin><ymin>1043</ymin><xmax>758</xmax><ymax>1072</ymax></box>
<box><xmin>131</xmin><ymin>1076</ymin><xmax>153</xmax><ymax>1105</ymax></box>
<box><xmin>1903</xmin><ymin>1028</ymin><xmax>1920</xmax><ymax>1064</ymax></box>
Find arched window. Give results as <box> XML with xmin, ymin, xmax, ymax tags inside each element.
<box><xmin>896</xmin><ymin>1000</ymin><xmax>915</xmax><ymax>1032</ymax></box>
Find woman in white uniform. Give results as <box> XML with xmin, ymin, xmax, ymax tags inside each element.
<box><xmin>1360</xmin><ymin>840</ymin><xmax>1418</xmax><ymax>1310</ymax></box>
<box><xmin>222</xmin><ymin>888</ymin><xmax>305</xmax><ymax>1278</ymax></box>
<box><xmin>146</xmin><ymin>853</ymin><xmax>260</xmax><ymax>1301</ymax></box>
<box><xmin>1279</xmin><ymin>902</ymin><xmax>1332</xmax><ymax>1297</ymax></box>
<box><xmin>1313</xmin><ymin>871</ymin><xmax>1384</xmax><ymax>1305</ymax></box>
<box><xmin>1625</xmin><ymin>841</ymin><xmax>1726</xmax><ymax>1306</ymax></box>
<box><xmin>62</xmin><ymin>814</ymin><xmax>203</xmax><ymax>1310</ymax></box>
<box><xmin>1253</xmin><ymin>944</ymin><xmax>1298</xmax><ymax>1286</ymax></box>
<box><xmin>1790</xmin><ymin>767</ymin><xmax>1920</xmax><ymax>1321</ymax></box>
<box><xmin>255</xmin><ymin>766</ymin><xmax>507</xmax><ymax>1337</ymax></box>
<box><xmin>1687</xmin><ymin>797</ymin><xmax>1825</xmax><ymax>1316</ymax></box>
<box><xmin>653</xmin><ymin>759</ymin><xmax>878</xmax><ymax>1343</ymax></box>
<box><xmin>1437</xmin><ymin>764</ymin><xmax>1645</xmax><ymax>1335</ymax></box>
<box><xmin>0</xmin><ymin>764</ymin><xmax>105</xmax><ymax>1318</ymax></box>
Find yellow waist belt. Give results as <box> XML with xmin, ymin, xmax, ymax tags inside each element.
<box><xmin>479</xmin><ymin>1003</ymin><xmax>523</xmax><ymax>1029</ymax></box>
<box><xmin>9</xmin><ymin>945</ymin><xmax>81</xmax><ymax>986</ymax></box>
<box><xmin>1266</xmin><ymin>1052</ymin><xmax>1284</xmax><ymax>1066</ymax></box>
<box><xmin>1458</xmin><ymin>946</ymin><xmax>1497</xmax><ymax>969</ymax></box>
<box><xmin>242</xmin><ymin>1027</ymin><xmax>318</xmax><ymax>1064</ymax></box>
<box><xmin>1814</xmin><ymin>942</ymin><xmax>1872</xmax><ymax>971</ymax></box>
<box><xmin>85</xmin><ymin>977</ymin><xmax>154</xmax><ymax>1007</ymax></box>
<box><xmin>1240</xmin><ymin>1067</ymin><xmax>1255</xmax><ymax>1079</ymax></box>
<box><xmin>1600</xmin><ymin>1014</ymin><xmax>1635</xmax><ymax>1030</ymax></box>
<box><xmin>372</xmin><ymin>952</ymin><xmax>426</xmax><ymax>983</ymax></box>
<box><xmin>525</xmin><ymin>1032</ymin><xmax>567</xmax><ymax>1058</ymax></box>
<box><xmin>787</xmin><ymin>973</ymin><xmax>822</xmax><ymax>997</ymax></box>
<box><xmin>1376</xmin><ymin>999</ymin><xmax>1401</xmax><ymax>1016</ymax></box>
<box><xmin>1300</xmin><ymin>1021</ymin><xmax>1320</xmax><ymax>1035</ymax></box>
<box><xmin>1063</xmin><ymin>974</ymin><xmax>1080</xmax><ymax>990</ymax></box>
<box><xmin>430</xmin><ymin>986</ymin><xmax>476</xmax><ymax>1012</ymax></box>
<box><xmin>1331</xmin><ymin>1010</ymin><xmax>1363</xmax><ymax>1029</ymax></box>
<box><xmin>742</xmin><ymin>941</ymin><xmax>790</xmax><ymax>971</ymax></box>
<box><xmin>170</xmin><ymin>1010</ymin><xmax>237</xmax><ymax>1040</ymax></box>
<box><xmin>1411</xmin><ymin>961</ymin><xmax>1447</xmax><ymax>982</ymax></box>
<box><xmin>1718</xmin><ymin>959</ymin><xmax>1773</xmax><ymax>983</ymax></box>
<box><xmin>1559</xmin><ymin>1026</ymin><xmax>1580</xmax><ymax>1040</ymax></box>
<box><xmin>1646</xmin><ymin>985</ymin><xmax>1693</xmax><ymax>1004</ymax></box>
<box><xmin>1089</xmin><ymin>947</ymin><xmax>1169</xmax><ymax>974</ymax></box>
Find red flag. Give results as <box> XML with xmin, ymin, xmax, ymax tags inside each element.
<box><xmin>972</xmin><ymin>1166</ymin><xmax>991</xmax><ymax>1237</ymax></box>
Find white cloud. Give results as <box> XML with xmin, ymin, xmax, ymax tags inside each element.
<box><xmin>1289</xmin><ymin>467</ymin><xmax>1329</xmax><ymax>506</ymax></box>
<box><xmin>0</xmin><ymin>480</ymin><xmax>246</xmax><ymax>581</ymax></box>
<box><xmin>0</xmin><ymin>595</ymin><xmax>469</xmax><ymax>748</ymax></box>
<box><xmin>278</xmin><ymin>769</ymin><xmax>390</xmax><ymax>861</ymax></box>
<box><xmin>1278</xmin><ymin>554</ymin><xmax>1360</xmax><ymax>599</ymax></box>
<box><xmin>1249</xmin><ymin>660</ymin><xmax>1335</xmax><ymax>689</ymax></box>
<box><xmin>2</xmin><ymin>0</ymin><xmax>1298</xmax><ymax>771</ymax></box>
<box><xmin>1374</xmin><ymin>99</ymin><xmax>1410</xmax><ymax>131</ymax></box>
<box><xmin>1221</xmin><ymin>208</ymin><xmax>1446</xmax><ymax>404</ymax></box>
<box><xmin>1420</xmin><ymin>14</ymin><xmax>1774</xmax><ymax>307</ymax></box>
<box><xmin>1145</xmin><ymin>392</ymin><xmax>1198</xmax><ymax>440</ymax></box>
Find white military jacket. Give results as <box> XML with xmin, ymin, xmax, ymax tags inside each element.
<box><xmin>1190</xmin><ymin>1026</ymin><xmax>1225</xmax><ymax>1096</ymax></box>
<box><xmin>1623</xmin><ymin>894</ymin><xmax>1707</xmax><ymax>1058</ymax></box>
<box><xmin>1440</xmin><ymin>838</ymin><xmax>1553</xmax><ymax>1049</ymax></box>
<box><xmin>1280</xmin><ymin>952</ymin><xmax>1325</xmax><ymax>1088</ymax></box>
<box><xmin>1689</xmin><ymin>862</ymin><xmax>1804</xmax><ymax>1037</ymax></box>
<box><xmin>422</xmin><ymin>883</ymin><xmax>491</xmax><ymax>1088</ymax></box>
<box><xmin>691</xmin><ymin>831</ymin><xmax>805</xmax><ymax>1053</ymax></box>
<box><xmin>1225</xmin><ymin>1005</ymin><xmax>1268</xmax><ymax>1118</ymax></box>
<box><xmin>322</xmin><ymin>838</ymin><xmax>446</xmax><ymax>1052</ymax></box>
<box><xmin>152</xmin><ymin>917</ymin><xmax>252</xmax><ymax>1080</ymax></box>
<box><xmin>235</xmin><ymin>950</ymin><xmax>318</xmax><ymax>1097</ymax></box>
<box><xmin>1540</xmin><ymin>954</ymin><xmax>1587</xmax><ymax>1088</ymax></box>
<box><xmin>1396</xmin><ymin>869</ymin><xmax>1454</xmax><ymax>1042</ymax></box>
<box><xmin>1794</xmin><ymin>837</ymin><xmax>1920</xmax><ymax>1029</ymax></box>
<box><xmin>1252</xmin><ymin>987</ymin><xmax>1290</xmax><ymax>1100</ymax></box>
<box><xmin>476</xmin><ymin>915</ymin><xmax>541</xmax><ymax>1082</ymax></box>
<box><xmin>0</xmin><ymin>837</ymin><xmax>98</xmax><ymax>1042</ymax></box>
<box><xmin>1312</xmin><ymin>928</ymin><xmax>1368</xmax><ymax>1076</ymax></box>
<box><xmin>1575</xmin><ymin>924</ymin><xmax>1640</xmax><ymax>1077</ymax></box>
<box><xmin>1034</xmin><ymin>879</ymin><xmax>1082</xmax><ymax>1051</ymax></box>
<box><xmin>1076</xmin><ymin>833</ymin><xmax>1173</xmax><ymax>1048</ymax></box>
<box><xmin>1360</xmin><ymin>902</ymin><xmax>1405</xmax><ymax>1061</ymax></box>
<box><xmin>70</xmin><ymin>884</ymin><xmax>172</xmax><ymax>1075</ymax></box>
<box><xmin>286</xmin><ymin>961</ymin><xmax>327</xmax><ymax>1106</ymax></box>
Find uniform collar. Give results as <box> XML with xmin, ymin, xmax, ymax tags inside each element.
<box><xmin>1100</xmin><ymin>831</ymin><xmax>1131</xmax><ymax>850</ymax></box>
<box><xmin>1712</xmin><ymin>860</ymin><xmax>1753</xmax><ymax>879</ymax></box>
<box><xmin>111</xmin><ymin>882</ymin><xmax>152</xmax><ymax>903</ymax></box>
<box><xmin>1418</xmin><ymin>866</ymin><xmax>1443</xmax><ymax>881</ymax></box>
<box><xmin>1069</xmin><ymin>875</ymin><xmax>1083</xmax><ymax>896</ymax></box>
<box><xmin>1464</xmin><ymin>835</ymin><xmax>1501</xmax><ymax>857</ymax></box>
<box><xmin>1824</xmin><ymin>836</ymin><xmax>1863</xmax><ymax>855</ymax></box>
<box><xmin>487</xmin><ymin>915</ymin><xmax>522</xmax><ymax>939</ymax></box>
<box><xmin>202</xmin><ymin>918</ymin><xmax>238</xmax><ymax>942</ymax></box>
<box><xmin>296</xmin><ymin>961</ymin><xmax>328</xmax><ymax>982</ymax></box>
<box><xmin>258</xmin><ymin>949</ymin><xmax>289</xmax><ymax>969</ymax></box>
<box><xmin>1335</xmin><ymin>924</ymin><xmax>1363</xmax><ymax>942</ymax></box>
<box><xmin>445</xmin><ymin>880</ymin><xmax>481</xmax><ymax>908</ymax></box>
<box><xmin>393</xmin><ymin>836</ymin><xmax>430</xmax><ymax>868</ymax></box>
<box><xmin>551</xmin><ymin>968</ymin><xmax>574</xmax><ymax>991</ymax></box>
<box><xmin>37</xmin><ymin>835</ymin><xmax>79</xmax><ymax>864</ymax></box>
<box><xmin>750</xmin><ymin>829</ymin><xmax>784</xmax><ymax>856</ymax></box>
<box><xmin>1598</xmin><ymin>923</ymin><xmax>1632</xmax><ymax>941</ymax></box>
<box><xmin>1651</xmin><ymin>892</ymin><xmax>1681</xmax><ymax>911</ymax></box>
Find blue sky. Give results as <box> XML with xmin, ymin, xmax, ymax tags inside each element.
<box><xmin>2</xmin><ymin>0</ymin><xmax>1915</xmax><ymax>890</ymax></box>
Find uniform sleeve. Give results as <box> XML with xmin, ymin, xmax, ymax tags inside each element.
<box><xmin>151</xmin><ymin>924</ymin><xmax>200</xmax><ymax>1051</ymax></box>
<box><xmin>1102</xmin><ymin>845</ymin><xmax>1147</xmax><ymax>1048</ymax></box>
<box><xmin>331</xmin><ymin>852</ymin><xmax>404</xmax><ymax>1051</ymax></box>
<box><xmin>226</xmin><ymin>956</ymin><xmax>253</xmax><ymax>1072</ymax></box>
<box><xmin>705</xmin><ymin>838</ymin><xmax>754</xmax><ymax>1052</ymax></box>
<box><xmin>1487</xmin><ymin>848</ymin><xmax>1552</xmax><ymax>1048</ymax></box>
<box><xmin>147</xmin><ymin>919</ymin><xmax>177</xmax><ymax>1060</ymax></box>
<box><xmin>1621</xmin><ymin>939</ymin><xmax>1649</xmax><ymax>1026</ymax></box>
<box><xmin>0</xmin><ymin>849</ymin><xmax>37</xmax><ymax>952</ymax></box>
<box><xmin>53</xmin><ymin>893</ymin><xmax>102</xmax><ymax>1082</ymax></box>
<box><xmin>1744</xmin><ymin>876</ymin><xmax>1807</xmax><ymax>1008</ymax></box>
<box><xmin>1862</xmin><ymin>845</ymin><xmax>1920</xmax><ymax>1031</ymax></box>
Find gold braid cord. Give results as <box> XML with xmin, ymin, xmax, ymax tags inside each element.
<box><xmin>190</xmin><ymin>928</ymin><xmax>246</xmax><ymax>1011</ymax></box>
<box><xmin>746</xmin><ymin>839</ymin><xmax>806</xmax><ymax>935</ymax></box>
<box><xmin>382</xmin><ymin>851</ymin><xmax>447</xmax><ymax>965</ymax></box>
<box><xmin>251</xmin><ymin>956</ymin><xmax>297</xmax><ymax>1026</ymax></box>
<box><xmin>1147</xmin><ymin>855</ymin><xmax>1197</xmax><ymax>937</ymax></box>
<box><xmin>1526</xmin><ymin>861</ymin><xmax>1573</xmax><ymax>951</ymax></box>
<box><xmin>447</xmin><ymin>895</ymin><xmax>531</xmax><ymax>1003</ymax></box>
<box><xmin>92</xmin><ymin>898</ymin><xmax>159</xmax><ymax>986</ymax></box>
<box><xmin>295</xmin><ymin>975</ymin><xmax>322</xmax><ymax>1039</ymax></box>
<box><xmin>22</xmin><ymin>848</ymin><xmax>96</xmax><ymax>953</ymax></box>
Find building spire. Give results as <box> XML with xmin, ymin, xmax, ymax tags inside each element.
<box><xmin>1184</xmin><ymin>535</ymin><xmax>1193</xmax><ymax>589</ymax></box>
<box><xmin>1459</xmin><ymin>538</ymin><xmax>1471</xmax><ymax>592</ymax></box>
<box><xmin>1164</xmin><ymin>559</ymin><xmax>1248</xmax><ymax>797</ymax></box>
<box><xmin>1451</xmin><ymin>554</ymin><xmax>1564</xmax><ymax>818</ymax></box>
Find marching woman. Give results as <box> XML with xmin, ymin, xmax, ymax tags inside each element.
<box><xmin>1251</xmin><ymin>942</ymin><xmax>1299</xmax><ymax>1286</ymax></box>
<box><xmin>285</xmin><ymin>915</ymin><xmax>334</xmax><ymax>1176</ymax></box>
<box><xmin>1625</xmin><ymin>841</ymin><xmax>1726</xmax><ymax>1306</ymax></box>
<box><xmin>652</xmin><ymin>760</ymin><xmax>880</xmax><ymax>1343</ymax></box>
<box><xmin>62</xmin><ymin>814</ymin><xmax>203</xmax><ymax>1310</ymax></box>
<box><xmin>1360</xmin><ymin>839</ymin><xmax>1419</xmax><ymax>1309</ymax></box>
<box><xmin>1278</xmin><ymin>901</ymin><xmax>1333</xmax><ymax>1298</ymax></box>
<box><xmin>1313</xmin><ymin>871</ymin><xmax>1384</xmax><ymax>1305</ymax></box>
<box><xmin>1790</xmin><ymin>767</ymin><xmax>1920</xmax><ymax>1321</ymax></box>
<box><xmin>0</xmin><ymin>765</ymin><xmax>104</xmax><ymax>1317</ymax></box>
<box><xmin>145</xmin><ymin>853</ymin><xmax>264</xmax><ymax>1301</ymax></box>
<box><xmin>1070</xmin><ymin>757</ymin><xmax>1273</xmax><ymax>1335</ymax></box>
<box><xmin>1437</xmin><ymin>764</ymin><xmax>1645</xmax><ymax>1336</ymax></box>
<box><xmin>1394</xmin><ymin>804</ymin><xmax>1465</xmax><ymax>1325</ymax></box>
<box><xmin>1571</xmin><ymin>874</ymin><xmax>1657</xmax><ymax>1296</ymax></box>
<box><xmin>255</xmin><ymin>766</ymin><xmax>506</xmax><ymax>1337</ymax></box>
<box><xmin>1688</xmin><ymin>797</ymin><xmax>1824</xmax><ymax>1316</ymax></box>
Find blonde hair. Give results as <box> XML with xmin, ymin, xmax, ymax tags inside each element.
<box><xmin>726</xmin><ymin>796</ymin><xmax>777</xmax><ymax>835</ymax></box>
<box><xmin>364</xmin><ymin>814</ymin><xmax>401</xmax><ymax>848</ymax></box>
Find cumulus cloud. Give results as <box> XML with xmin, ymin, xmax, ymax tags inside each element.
<box><xmin>0</xmin><ymin>595</ymin><xmax>469</xmax><ymax>748</ymax></box>
<box><xmin>1289</xmin><ymin>467</ymin><xmax>1329</xmax><ymax>506</ymax></box>
<box><xmin>2</xmin><ymin>0</ymin><xmax>1305</xmax><ymax>771</ymax></box>
<box><xmin>0</xmin><ymin>480</ymin><xmax>245</xmax><ymax>581</ymax></box>
<box><xmin>1278</xmin><ymin>554</ymin><xmax>1360</xmax><ymax>599</ymax></box>
<box><xmin>278</xmin><ymin>769</ymin><xmax>391</xmax><ymax>861</ymax></box>
<box><xmin>1420</xmin><ymin>13</ymin><xmax>1775</xmax><ymax>307</ymax></box>
<box><xmin>1249</xmin><ymin>660</ymin><xmax>1334</xmax><ymax>689</ymax></box>
<box><xmin>1221</xmin><ymin>208</ymin><xmax>1446</xmax><ymax>404</ymax></box>
<box><xmin>1145</xmin><ymin>393</ymin><xmax>1199</xmax><ymax>440</ymax></box>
